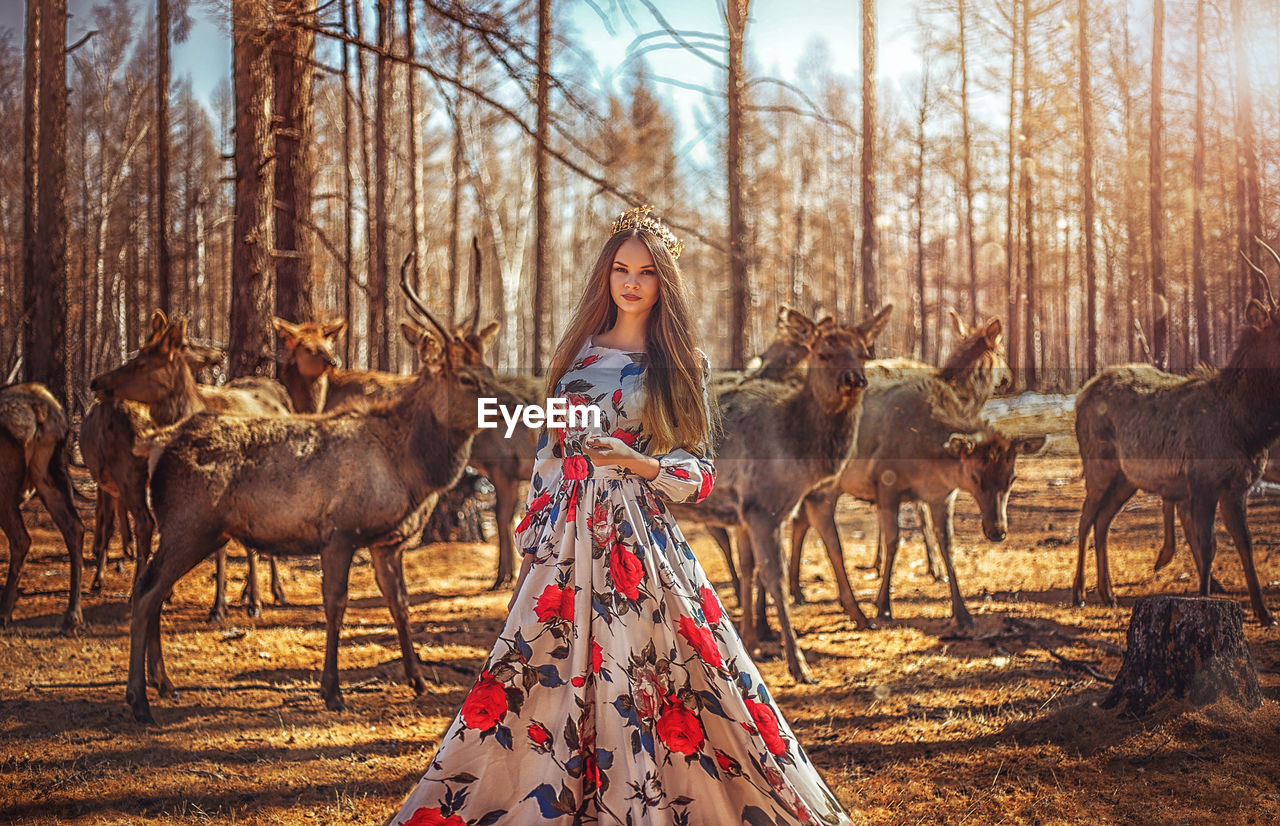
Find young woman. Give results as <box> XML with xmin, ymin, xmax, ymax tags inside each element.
<box><xmin>388</xmin><ymin>206</ymin><xmax>853</xmax><ymax>825</ymax></box>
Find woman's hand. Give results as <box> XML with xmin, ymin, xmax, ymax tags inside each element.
<box><xmin>584</xmin><ymin>435</ymin><xmax>660</xmax><ymax>480</ymax></box>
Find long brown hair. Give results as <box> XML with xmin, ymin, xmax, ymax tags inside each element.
<box><xmin>546</xmin><ymin>228</ymin><xmax>717</xmax><ymax>455</ymax></box>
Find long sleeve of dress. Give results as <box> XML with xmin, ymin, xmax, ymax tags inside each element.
<box><xmin>649</xmin><ymin>351</ymin><xmax>717</xmax><ymax>506</ymax></box>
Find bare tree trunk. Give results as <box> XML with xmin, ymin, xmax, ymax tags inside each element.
<box><xmin>1149</xmin><ymin>0</ymin><xmax>1167</xmax><ymax>368</ymax></box>
<box><xmin>1232</xmin><ymin>0</ymin><xmax>1262</xmax><ymax>303</ymax></box>
<box><xmin>341</xmin><ymin>0</ymin><xmax>354</xmax><ymax>365</ymax></box>
<box><xmin>957</xmin><ymin>0</ymin><xmax>976</xmax><ymax>322</ymax></box>
<box><xmin>860</xmin><ymin>0</ymin><xmax>877</xmax><ymax>315</ymax></box>
<box><xmin>726</xmin><ymin>0</ymin><xmax>749</xmax><ymax>369</ymax></box>
<box><xmin>1078</xmin><ymin>0</ymin><xmax>1097</xmax><ymax>378</ymax></box>
<box><xmin>25</xmin><ymin>0</ymin><xmax>70</xmax><ymax>411</ymax></box>
<box><xmin>156</xmin><ymin>0</ymin><xmax>172</xmax><ymax>315</ymax></box>
<box><xmin>1019</xmin><ymin>0</ymin><xmax>1036</xmax><ymax>390</ymax></box>
<box><xmin>273</xmin><ymin>0</ymin><xmax>317</xmax><ymax>326</ymax></box>
<box><xmin>532</xmin><ymin>0</ymin><xmax>551</xmax><ymax>370</ymax></box>
<box><xmin>404</xmin><ymin>0</ymin><xmax>424</xmax><ymax>322</ymax></box>
<box><xmin>1192</xmin><ymin>0</ymin><xmax>1210</xmax><ymax>365</ymax></box>
<box><xmin>370</xmin><ymin>0</ymin><xmax>390</xmax><ymax>371</ymax></box>
<box><xmin>1005</xmin><ymin>0</ymin><xmax>1020</xmax><ymax>387</ymax></box>
<box><xmin>21</xmin><ymin>0</ymin><xmax>39</xmax><ymax>377</ymax></box>
<box><xmin>229</xmin><ymin>0</ymin><xmax>275</xmax><ymax>379</ymax></box>
<box><xmin>447</xmin><ymin>35</ymin><xmax>466</xmax><ymax>324</ymax></box>
<box><xmin>914</xmin><ymin>60</ymin><xmax>930</xmax><ymax>363</ymax></box>
<box><xmin>1121</xmin><ymin>13</ymin><xmax>1138</xmax><ymax>362</ymax></box>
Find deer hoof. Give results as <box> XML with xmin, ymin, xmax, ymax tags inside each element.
<box><xmin>133</xmin><ymin>707</ymin><xmax>157</xmax><ymax>725</ymax></box>
<box><xmin>61</xmin><ymin>613</ymin><xmax>83</xmax><ymax>636</ymax></box>
<box><xmin>272</xmin><ymin>590</ymin><xmax>289</xmax><ymax>606</ymax></box>
<box><xmin>157</xmin><ymin>680</ymin><xmax>178</xmax><ymax>699</ymax></box>
<box><xmin>790</xmin><ymin>660</ymin><xmax>817</xmax><ymax>685</ymax></box>
<box><xmin>409</xmin><ymin>675</ymin><xmax>428</xmax><ymax>696</ymax></box>
<box><xmin>246</xmin><ymin>603</ymin><xmax>262</xmax><ymax>619</ymax></box>
<box><xmin>206</xmin><ymin>606</ymin><xmax>227</xmax><ymax>623</ymax></box>
<box><xmin>325</xmin><ymin>694</ymin><xmax>348</xmax><ymax>712</ymax></box>
<box><xmin>89</xmin><ymin>576</ymin><xmax>104</xmax><ymax>593</ymax></box>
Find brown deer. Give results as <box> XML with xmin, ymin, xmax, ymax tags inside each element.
<box><xmin>90</xmin><ymin>312</ymin><xmax>295</xmax><ymax>619</ymax></box>
<box><xmin>0</xmin><ymin>383</ymin><xmax>86</xmax><ymax>632</ymax></box>
<box><xmin>125</xmin><ymin>267</ymin><xmax>504</xmax><ymax>722</ymax></box>
<box><xmin>788</xmin><ymin>311</ymin><xmax>1012</xmax><ymax>598</ymax></box>
<box><xmin>1073</xmin><ymin>287</ymin><xmax>1280</xmax><ymax>625</ymax></box>
<box><xmin>668</xmin><ymin>306</ymin><xmax>893</xmax><ymax>684</ymax></box>
<box><xmin>81</xmin><ymin>339</ymin><xmax>225</xmax><ymax>591</ymax></box>
<box><xmin>790</xmin><ymin>370</ymin><xmax>1044</xmax><ymax>629</ymax></box>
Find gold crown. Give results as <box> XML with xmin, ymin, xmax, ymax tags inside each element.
<box><xmin>610</xmin><ymin>204</ymin><xmax>684</xmax><ymax>260</ymax></box>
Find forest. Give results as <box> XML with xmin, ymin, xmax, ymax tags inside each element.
<box><xmin>4</xmin><ymin>0</ymin><xmax>1279</xmax><ymax>408</ymax></box>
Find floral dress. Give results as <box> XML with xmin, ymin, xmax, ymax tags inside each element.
<box><xmin>390</xmin><ymin>339</ymin><xmax>853</xmax><ymax>826</ymax></box>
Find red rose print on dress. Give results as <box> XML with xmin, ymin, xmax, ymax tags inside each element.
<box><xmin>655</xmin><ymin>702</ymin><xmax>704</xmax><ymax>756</ymax></box>
<box><xmin>460</xmin><ymin>671</ymin><xmax>508</xmax><ymax>731</ymax></box>
<box><xmin>591</xmin><ymin>640</ymin><xmax>603</xmax><ymax>673</ymax></box>
<box><xmin>699</xmin><ymin>585</ymin><xmax>722</xmax><ymax>625</ymax></box>
<box><xmin>745</xmin><ymin>698</ymin><xmax>787</xmax><ymax>757</ymax></box>
<box><xmin>534</xmin><ymin>584</ymin><xmax>574</xmax><ymax>623</ymax></box>
<box><xmin>678</xmin><ymin>615</ymin><xmax>723</xmax><ymax>668</ymax></box>
<box><xmin>611</xmin><ymin>427</ymin><xmax>638</xmax><ymax>446</ymax></box>
<box><xmin>516</xmin><ymin>492</ymin><xmax>552</xmax><ymax>533</ymax></box>
<box><xmin>563</xmin><ymin>456</ymin><xmax>589</xmax><ymax>481</ymax></box>
<box><xmin>401</xmin><ymin>807</ymin><xmax>466</xmax><ymax>826</ymax></box>
<box><xmin>609</xmin><ymin>543</ymin><xmax>644</xmax><ymax>601</ymax></box>
<box><xmin>696</xmin><ymin>469</ymin><xmax>715</xmax><ymax>503</ymax></box>
<box><xmin>528</xmin><ymin>722</ymin><xmax>551</xmax><ymax>749</ymax></box>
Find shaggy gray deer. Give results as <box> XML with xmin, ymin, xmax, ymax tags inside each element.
<box><xmin>126</xmin><ymin>270</ymin><xmax>503</xmax><ymax>722</ymax></box>
<box><xmin>91</xmin><ymin>312</ymin><xmax>294</xmax><ymax>618</ymax></box>
<box><xmin>0</xmin><ymin>383</ymin><xmax>86</xmax><ymax>632</ymax></box>
<box><xmin>669</xmin><ymin>306</ymin><xmax>893</xmax><ymax>684</ymax></box>
<box><xmin>788</xmin><ymin>310</ymin><xmax>1011</xmax><ymax>599</ymax></box>
<box><xmin>80</xmin><ymin>335</ymin><xmax>225</xmax><ymax>592</ymax></box>
<box><xmin>1073</xmin><ymin>288</ymin><xmax>1280</xmax><ymax>625</ymax></box>
<box><xmin>790</xmin><ymin>369</ymin><xmax>1043</xmax><ymax>629</ymax></box>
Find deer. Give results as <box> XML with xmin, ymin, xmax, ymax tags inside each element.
<box><xmin>1073</xmin><ymin>284</ymin><xmax>1280</xmax><ymax>625</ymax></box>
<box><xmin>0</xmin><ymin>383</ymin><xmax>87</xmax><ymax>632</ymax></box>
<box><xmin>80</xmin><ymin>339</ymin><xmax>225</xmax><ymax>592</ymax></box>
<box><xmin>789</xmin><ymin>368</ymin><xmax>1044</xmax><ymax>630</ymax></box>
<box><xmin>272</xmin><ymin>315</ymin><xmax>537</xmax><ymax>590</ymax></box>
<box><xmin>668</xmin><ymin>306</ymin><xmax>893</xmax><ymax>684</ymax></box>
<box><xmin>125</xmin><ymin>263</ymin><xmax>504</xmax><ymax>722</ymax></box>
<box><xmin>90</xmin><ymin>312</ymin><xmax>295</xmax><ymax>619</ymax></box>
<box><xmin>788</xmin><ymin>310</ymin><xmax>1012</xmax><ymax>599</ymax></box>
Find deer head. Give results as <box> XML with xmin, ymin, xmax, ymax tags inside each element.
<box><xmin>274</xmin><ymin>317</ymin><xmax>344</xmax><ymax>380</ymax></box>
<box><xmin>945</xmin><ymin>431</ymin><xmax>1045</xmax><ymax>542</ymax></box>
<box><xmin>91</xmin><ymin>315</ymin><xmax>192</xmax><ymax>404</ymax></box>
<box><xmin>805</xmin><ymin>305</ymin><xmax>893</xmax><ymax>412</ymax></box>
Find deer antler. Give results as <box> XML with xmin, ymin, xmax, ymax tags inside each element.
<box><xmin>1239</xmin><ymin>248</ymin><xmax>1277</xmax><ymax>310</ymax></box>
<box><xmin>399</xmin><ymin>252</ymin><xmax>452</xmax><ymax>346</ymax></box>
<box><xmin>1253</xmin><ymin>236</ymin><xmax>1279</xmax><ymax>308</ymax></box>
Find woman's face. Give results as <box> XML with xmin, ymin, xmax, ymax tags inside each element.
<box><xmin>609</xmin><ymin>236</ymin><xmax>660</xmax><ymax>320</ymax></box>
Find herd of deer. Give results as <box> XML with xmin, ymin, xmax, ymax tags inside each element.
<box><xmin>1</xmin><ymin>258</ymin><xmax>1278</xmax><ymax>722</ymax></box>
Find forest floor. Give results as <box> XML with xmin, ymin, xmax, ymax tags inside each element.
<box><xmin>2</xmin><ymin>397</ymin><xmax>1279</xmax><ymax>825</ymax></box>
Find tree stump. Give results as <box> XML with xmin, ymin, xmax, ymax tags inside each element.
<box><xmin>1103</xmin><ymin>595</ymin><xmax>1262</xmax><ymax>716</ymax></box>
<box><xmin>421</xmin><ymin>469</ymin><xmax>490</xmax><ymax>544</ymax></box>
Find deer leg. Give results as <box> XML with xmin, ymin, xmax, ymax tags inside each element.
<box><xmin>746</xmin><ymin>511</ymin><xmax>814</xmax><ymax>684</ymax></box>
<box><xmin>268</xmin><ymin>556</ymin><xmax>288</xmax><ymax>605</ymax></box>
<box><xmin>931</xmin><ymin>494</ymin><xmax>973</xmax><ymax>630</ymax></box>
<box><xmin>1218</xmin><ymin>493</ymin><xmax>1274</xmax><ymax>626</ymax></box>
<box><xmin>1074</xmin><ymin>477</ymin><xmax>1112</xmax><ymax>605</ymax></box>
<box><xmin>90</xmin><ymin>490</ymin><xmax>114</xmax><ymax>591</ymax></box>
<box><xmin>370</xmin><ymin>543</ymin><xmax>427</xmax><ymax>694</ymax></box>
<box><xmin>0</xmin><ymin>497</ymin><xmax>31</xmax><ymax>629</ymax></box>
<box><xmin>737</xmin><ymin>525</ymin><xmax>759</xmax><ymax>654</ymax></box>
<box><xmin>35</xmin><ymin>451</ymin><xmax>86</xmax><ymax>634</ymax></box>
<box><xmin>319</xmin><ymin>544</ymin><xmax>357</xmax><ymax>711</ymax></box>
<box><xmin>788</xmin><ymin>500</ymin><xmax>811</xmax><ymax>605</ymax></box>
<box><xmin>1090</xmin><ymin>480</ymin><xmax>1137</xmax><ymax>607</ymax></box>
<box><xmin>208</xmin><ymin>545</ymin><xmax>229</xmax><ymax>623</ymax></box>
<box><xmin>812</xmin><ymin>490</ymin><xmax>871</xmax><ymax>629</ymax></box>
<box><xmin>873</xmin><ymin>496</ymin><xmax>904</xmax><ymax>621</ymax></box>
<box><xmin>126</xmin><ymin>487</ymin><xmax>154</xmax><ymax>588</ymax></box>
<box><xmin>127</xmin><ymin>531</ymin><xmax>215</xmax><ymax>723</ymax></box>
<box><xmin>1174</xmin><ymin>501</ymin><xmax>1225</xmax><ymax>594</ymax></box>
<box><xmin>1183</xmin><ymin>493</ymin><xmax>1219</xmax><ymax>601</ymax></box>
<box><xmin>708</xmin><ymin>526</ymin><xmax>740</xmax><ymax>606</ymax></box>
<box><xmin>239</xmin><ymin>550</ymin><xmax>263</xmax><ymax>617</ymax></box>
<box><xmin>755</xmin><ymin>577</ymin><xmax>773</xmax><ymax>642</ymax></box>
<box><xmin>917</xmin><ymin>501</ymin><xmax>946</xmax><ymax>582</ymax></box>
<box><xmin>490</xmin><ymin>474</ymin><xmax>517</xmax><ymax>590</ymax></box>
<box><xmin>1153</xmin><ymin>498</ymin><xmax>1177</xmax><ymax>571</ymax></box>
<box><xmin>116</xmin><ymin>495</ymin><xmax>135</xmax><ymax>561</ymax></box>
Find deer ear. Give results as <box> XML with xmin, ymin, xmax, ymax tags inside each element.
<box><xmin>160</xmin><ymin>318</ymin><xmax>186</xmax><ymax>355</ymax></box>
<box><xmin>321</xmin><ymin>320</ymin><xmax>347</xmax><ymax>340</ymax></box>
<box><xmin>983</xmin><ymin>317</ymin><xmax>1003</xmax><ymax>346</ymax></box>
<box><xmin>949</xmin><ymin>308</ymin><xmax>968</xmax><ymax>336</ymax></box>
<box><xmin>858</xmin><ymin>304</ymin><xmax>894</xmax><ymax>343</ymax></box>
<box><xmin>272</xmin><ymin>317</ymin><xmax>299</xmax><ymax>344</ymax></box>
<box><xmin>149</xmin><ymin>310</ymin><xmax>168</xmax><ymax>341</ymax></box>
<box><xmin>779</xmin><ymin>307</ymin><xmax>818</xmax><ymax>342</ymax></box>
<box><xmin>944</xmin><ymin>433</ymin><xmax>975</xmax><ymax>457</ymax></box>
<box><xmin>1014</xmin><ymin>435</ymin><xmax>1047</xmax><ymax>455</ymax></box>
<box><xmin>400</xmin><ymin>321</ymin><xmax>425</xmax><ymax>348</ymax></box>
<box><xmin>1246</xmin><ymin>299</ymin><xmax>1271</xmax><ymax>329</ymax></box>
<box><xmin>478</xmin><ymin>320</ymin><xmax>500</xmax><ymax>348</ymax></box>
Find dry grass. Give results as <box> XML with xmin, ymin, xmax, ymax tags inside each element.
<box><xmin>2</xmin><ymin>447</ymin><xmax>1278</xmax><ymax>824</ymax></box>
